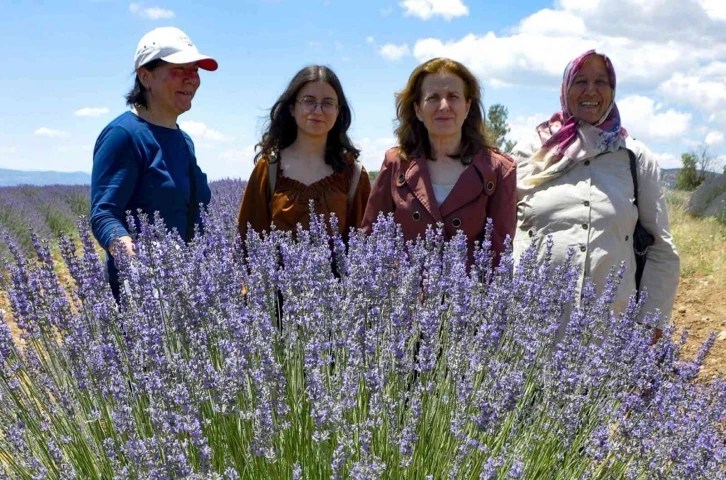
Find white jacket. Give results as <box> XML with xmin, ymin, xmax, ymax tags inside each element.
<box><xmin>512</xmin><ymin>134</ymin><xmax>680</xmax><ymax>327</ymax></box>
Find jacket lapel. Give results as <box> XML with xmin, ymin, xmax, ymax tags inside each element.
<box><xmin>404</xmin><ymin>156</ymin><xmax>443</xmax><ymax>222</ymax></box>
<box><xmin>439</xmin><ymin>155</ymin><xmax>486</xmax><ymax>218</ymax></box>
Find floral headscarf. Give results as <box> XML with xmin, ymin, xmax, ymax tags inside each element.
<box><xmin>520</xmin><ymin>49</ymin><xmax>628</xmax><ymax>187</ymax></box>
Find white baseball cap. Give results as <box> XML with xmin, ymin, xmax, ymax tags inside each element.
<box><xmin>134</xmin><ymin>27</ymin><xmax>218</xmax><ymax>71</ymax></box>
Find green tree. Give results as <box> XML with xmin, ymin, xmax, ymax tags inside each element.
<box><xmin>692</xmin><ymin>145</ymin><xmax>717</xmax><ymax>184</ymax></box>
<box><xmin>675</xmin><ymin>152</ymin><xmax>700</xmax><ymax>191</ymax></box>
<box><xmin>486</xmin><ymin>104</ymin><xmax>516</xmax><ymax>153</ymax></box>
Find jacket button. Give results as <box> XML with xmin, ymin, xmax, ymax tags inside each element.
<box><xmin>412</xmin><ymin>211</ymin><xmax>421</xmax><ymax>221</ymax></box>
<box><xmin>580</xmin><ymin>245</ymin><xmax>586</xmax><ymax>252</ymax></box>
<box><xmin>583</xmin><ymin>201</ymin><xmax>590</xmax><ymax>207</ymax></box>
<box><xmin>452</xmin><ymin>218</ymin><xmax>461</xmax><ymax>228</ymax></box>
<box><xmin>485</xmin><ymin>181</ymin><xmax>495</xmax><ymax>192</ymax></box>
<box><xmin>397</xmin><ymin>173</ymin><xmax>406</xmax><ymax>185</ymax></box>
<box><xmin>528</xmin><ymin>229</ymin><xmax>534</xmax><ymax>238</ymax></box>
<box><xmin>625</xmin><ymin>235</ymin><xmax>629</xmax><ymax>241</ymax></box>
<box><xmin>584</xmin><ymin>160</ymin><xmax>591</xmax><ymax>166</ymax></box>
<box><xmin>582</xmin><ymin>224</ymin><xmax>588</xmax><ymax>230</ymax></box>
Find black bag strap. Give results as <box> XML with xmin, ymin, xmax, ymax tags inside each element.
<box><xmin>348</xmin><ymin>160</ymin><xmax>363</xmax><ymax>207</ymax></box>
<box><xmin>268</xmin><ymin>151</ymin><xmax>279</xmax><ymax>204</ymax></box>
<box><xmin>627</xmin><ymin>148</ymin><xmax>639</xmax><ymax>207</ymax></box>
<box><xmin>182</xmin><ymin>133</ymin><xmax>198</xmax><ymax>243</ymax></box>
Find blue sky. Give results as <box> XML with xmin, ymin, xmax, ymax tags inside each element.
<box><xmin>2</xmin><ymin>0</ymin><xmax>726</xmax><ymax>180</ymax></box>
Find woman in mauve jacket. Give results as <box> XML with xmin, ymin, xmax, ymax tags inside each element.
<box><xmin>361</xmin><ymin>57</ymin><xmax>517</xmax><ymax>267</ymax></box>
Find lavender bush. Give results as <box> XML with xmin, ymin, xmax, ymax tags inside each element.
<box><xmin>0</xmin><ymin>186</ymin><xmax>724</xmax><ymax>479</ymax></box>
<box><xmin>0</xmin><ymin>185</ymin><xmax>90</xmax><ymax>259</ymax></box>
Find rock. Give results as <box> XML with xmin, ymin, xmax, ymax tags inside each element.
<box><xmin>717</xmin><ymin>331</ymin><xmax>726</xmax><ymax>342</ymax></box>
<box><xmin>687</xmin><ymin>173</ymin><xmax>726</xmax><ymax>220</ymax></box>
<box><xmin>702</xmin><ymin>316</ymin><xmax>711</xmax><ymax>323</ymax></box>
<box><xmin>678</xmin><ymin>307</ymin><xmax>687</xmax><ymax>314</ymax></box>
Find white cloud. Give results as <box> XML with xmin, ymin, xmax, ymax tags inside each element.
<box><xmin>651</xmin><ymin>152</ymin><xmax>681</xmax><ymax>169</ymax></box>
<box><xmin>206</xmin><ymin>145</ymin><xmax>257</xmax><ymax>180</ymax></box>
<box><xmin>179</xmin><ymin>121</ymin><xmax>229</xmax><ymax>142</ymax></box>
<box><xmin>683</xmin><ymin>138</ymin><xmax>703</xmax><ymax>149</ymax></box>
<box><xmin>507</xmin><ymin>113</ymin><xmax>546</xmax><ymax>146</ymax></box>
<box><xmin>379</xmin><ymin>43</ymin><xmax>410</xmax><ymax>61</ymax></box>
<box><xmin>353</xmin><ymin>137</ymin><xmax>396</xmax><ymax>173</ymax></box>
<box><xmin>412</xmin><ymin>32</ymin><xmax>709</xmax><ymax>89</ymax></box>
<box><xmin>705</xmin><ymin>131</ymin><xmax>724</xmax><ymax>146</ymax></box>
<box><xmin>516</xmin><ymin>9</ymin><xmax>587</xmax><ymax>37</ymax></box>
<box><xmin>617</xmin><ymin>95</ymin><xmax>691</xmax><ymax>141</ymax></box>
<box><xmin>557</xmin><ymin>0</ymin><xmax>725</xmax><ymax>45</ymax></box>
<box><xmin>366</xmin><ymin>36</ymin><xmax>375</xmax><ymax>44</ymax></box>
<box><xmin>699</xmin><ymin>0</ymin><xmax>726</xmax><ymax>21</ymax></box>
<box><xmin>73</xmin><ymin>107</ymin><xmax>110</xmax><ymax>117</ymax></box>
<box><xmin>129</xmin><ymin>3</ymin><xmax>175</xmax><ymax>20</ymax></box>
<box><xmin>56</xmin><ymin>145</ymin><xmax>92</xmax><ymax>153</ymax></box>
<box><xmin>658</xmin><ymin>71</ymin><xmax>726</xmax><ymax>114</ymax></box>
<box><xmin>0</xmin><ymin>146</ymin><xmax>17</xmax><ymax>154</ymax></box>
<box><xmin>408</xmin><ymin>0</ymin><xmax>726</xmax><ymax>90</ymax></box>
<box><xmin>34</xmin><ymin>127</ymin><xmax>69</xmax><ymax>138</ymax></box>
<box><xmin>400</xmin><ymin>0</ymin><xmax>469</xmax><ymax>21</ymax></box>
<box><xmin>220</xmin><ymin>145</ymin><xmax>256</xmax><ymax>162</ymax></box>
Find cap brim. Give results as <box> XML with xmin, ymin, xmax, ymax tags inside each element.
<box><xmin>161</xmin><ymin>51</ymin><xmax>218</xmax><ymax>71</ymax></box>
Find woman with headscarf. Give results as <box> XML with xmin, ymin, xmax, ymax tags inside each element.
<box><xmin>511</xmin><ymin>49</ymin><xmax>680</xmax><ymax>340</ymax></box>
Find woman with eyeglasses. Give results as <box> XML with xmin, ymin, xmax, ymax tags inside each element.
<box><xmin>237</xmin><ymin>65</ymin><xmax>371</xmax><ymax>247</ymax></box>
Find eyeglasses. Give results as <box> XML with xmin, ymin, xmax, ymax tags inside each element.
<box><xmin>295</xmin><ymin>97</ymin><xmax>339</xmax><ymax>114</ymax></box>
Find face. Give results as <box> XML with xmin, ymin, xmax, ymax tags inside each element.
<box><xmin>141</xmin><ymin>62</ymin><xmax>201</xmax><ymax>118</ymax></box>
<box><xmin>290</xmin><ymin>81</ymin><xmax>339</xmax><ymax>139</ymax></box>
<box><xmin>414</xmin><ymin>72</ymin><xmax>472</xmax><ymax>141</ymax></box>
<box><xmin>566</xmin><ymin>55</ymin><xmax>613</xmax><ymax>125</ymax></box>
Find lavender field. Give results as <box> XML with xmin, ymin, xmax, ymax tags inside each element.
<box><xmin>0</xmin><ymin>180</ymin><xmax>725</xmax><ymax>479</ymax></box>
<box><xmin>0</xmin><ymin>185</ymin><xmax>91</xmax><ymax>258</ymax></box>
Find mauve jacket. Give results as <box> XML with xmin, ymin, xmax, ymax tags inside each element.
<box><xmin>361</xmin><ymin>147</ymin><xmax>517</xmax><ymax>266</ymax></box>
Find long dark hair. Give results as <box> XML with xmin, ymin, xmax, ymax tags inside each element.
<box><xmin>125</xmin><ymin>59</ymin><xmax>166</xmax><ymax>109</ymax></box>
<box><xmin>395</xmin><ymin>57</ymin><xmax>492</xmax><ymax>164</ymax></box>
<box><xmin>254</xmin><ymin>65</ymin><xmax>360</xmax><ymax>172</ymax></box>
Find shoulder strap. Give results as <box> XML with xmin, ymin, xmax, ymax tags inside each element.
<box><xmin>181</xmin><ymin>133</ymin><xmax>198</xmax><ymax>243</ymax></box>
<box><xmin>627</xmin><ymin>148</ymin><xmax>639</xmax><ymax>207</ymax></box>
<box><xmin>348</xmin><ymin>160</ymin><xmax>362</xmax><ymax>208</ymax></box>
<box><xmin>267</xmin><ymin>152</ymin><xmax>279</xmax><ymax>210</ymax></box>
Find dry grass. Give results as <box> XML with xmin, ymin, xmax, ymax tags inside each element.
<box><xmin>666</xmin><ymin>189</ymin><xmax>726</xmax><ymax>378</ymax></box>
<box><xmin>667</xmin><ymin>189</ymin><xmax>726</xmax><ymax>279</ymax></box>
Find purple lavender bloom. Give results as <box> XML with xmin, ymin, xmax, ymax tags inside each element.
<box><xmin>0</xmin><ymin>181</ymin><xmax>725</xmax><ymax>479</ymax></box>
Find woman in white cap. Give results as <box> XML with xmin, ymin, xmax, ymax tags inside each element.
<box><xmin>90</xmin><ymin>27</ymin><xmax>218</xmax><ymax>300</ymax></box>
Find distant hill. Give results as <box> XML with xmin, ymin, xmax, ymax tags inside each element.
<box><xmin>0</xmin><ymin>168</ymin><xmax>91</xmax><ymax>187</ymax></box>
<box><xmin>661</xmin><ymin>168</ymin><xmax>680</xmax><ymax>190</ymax></box>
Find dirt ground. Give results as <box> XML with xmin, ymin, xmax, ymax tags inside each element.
<box><xmin>672</xmin><ymin>275</ymin><xmax>726</xmax><ymax>379</ymax></box>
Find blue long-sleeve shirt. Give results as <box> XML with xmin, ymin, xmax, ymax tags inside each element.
<box><xmin>90</xmin><ymin>111</ymin><xmax>212</xmax><ymax>293</ymax></box>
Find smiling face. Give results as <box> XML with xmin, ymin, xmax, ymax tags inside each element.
<box><xmin>290</xmin><ymin>81</ymin><xmax>339</xmax><ymax>139</ymax></box>
<box><xmin>414</xmin><ymin>72</ymin><xmax>472</xmax><ymax>142</ymax></box>
<box><xmin>141</xmin><ymin>61</ymin><xmax>200</xmax><ymax>119</ymax></box>
<box><xmin>566</xmin><ymin>55</ymin><xmax>614</xmax><ymax>125</ymax></box>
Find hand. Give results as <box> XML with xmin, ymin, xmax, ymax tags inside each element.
<box><xmin>111</xmin><ymin>235</ymin><xmax>135</xmax><ymax>259</ymax></box>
